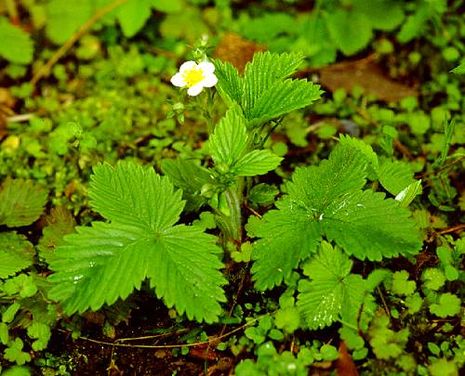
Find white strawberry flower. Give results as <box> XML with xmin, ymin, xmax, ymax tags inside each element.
<box><xmin>170</xmin><ymin>60</ymin><xmax>218</xmax><ymax>96</ymax></box>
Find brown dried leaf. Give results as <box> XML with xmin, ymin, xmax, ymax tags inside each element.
<box><xmin>318</xmin><ymin>55</ymin><xmax>418</xmax><ymax>102</ymax></box>
<box><xmin>214</xmin><ymin>33</ymin><xmax>265</xmax><ymax>73</ymax></box>
<box><xmin>336</xmin><ymin>341</ymin><xmax>358</xmax><ymax>376</ymax></box>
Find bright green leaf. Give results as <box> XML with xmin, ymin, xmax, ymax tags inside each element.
<box><xmin>48</xmin><ymin>161</ymin><xmax>226</xmax><ymax>323</ymax></box>
<box><xmin>117</xmin><ymin>0</ymin><xmax>152</xmax><ymax>38</ymax></box>
<box><xmin>0</xmin><ymin>17</ymin><xmax>34</xmax><ymax>64</ymax></box>
<box><xmin>233</xmin><ymin>150</ymin><xmax>283</xmax><ymax>176</ymax></box>
<box><xmin>46</xmin><ymin>0</ymin><xmax>93</xmax><ymax>44</ymax></box>
<box><xmin>0</xmin><ymin>233</ymin><xmax>35</xmax><ymax>279</ymax></box>
<box><xmin>0</xmin><ymin>178</ymin><xmax>48</xmax><ymax>227</ymax></box>
<box><xmin>209</xmin><ymin>106</ymin><xmax>249</xmax><ymax>167</ymax></box>
<box><xmin>429</xmin><ymin>293</ymin><xmax>461</xmax><ymax>318</ymax></box>
<box><xmin>298</xmin><ymin>243</ymin><xmax>366</xmax><ymax>329</ymax></box>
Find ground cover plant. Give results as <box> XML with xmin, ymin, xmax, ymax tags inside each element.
<box><xmin>1</xmin><ymin>0</ymin><xmax>465</xmax><ymax>375</ymax></box>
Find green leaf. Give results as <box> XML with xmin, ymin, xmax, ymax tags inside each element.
<box><xmin>422</xmin><ymin>268</ymin><xmax>446</xmax><ymax>291</ymax></box>
<box><xmin>369</xmin><ymin>313</ymin><xmax>409</xmax><ymax>360</ymax></box>
<box><xmin>390</xmin><ymin>271</ymin><xmax>416</xmax><ymax>296</ymax></box>
<box><xmin>213</xmin><ymin>60</ymin><xmax>243</xmax><ymax>104</ymax></box>
<box><xmin>38</xmin><ymin>207</ymin><xmax>76</xmax><ymax>261</ymax></box>
<box><xmin>0</xmin><ymin>17</ymin><xmax>34</xmax><ymax>64</ymax></box>
<box><xmin>161</xmin><ymin>158</ymin><xmax>212</xmax><ymax>212</ymax></box>
<box><xmin>250</xmin><ymin>203</ymin><xmax>322</xmax><ymax>290</ymax></box>
<box><xmin>117</xmin><ymin>0</ymin><xmax>152</xmax><ymax>38</ymax></box>
<box><xmin>89</xmin><ymin>161</ymin><xmax>184</xmax><ymax>232</ymax></box>
<box><xmin>429</xmin><ymin>293</ymin><xmax>461</xmax><ymax>318</ymax></box>
<box><xmin>323</xmin><ymin>190</ymin><xmax>421</xmax><ymax>261</ymax></box>
<box><xmin>247</xmin><ymin>79</ymin><xmax>322</xmax><ymax>125</ymax></box>
<box><xmin>4</xmin><ymin>338</ymin><xmax>31</xmax><ymax>365</ymax></box>
<box><xmin>209</xmin><ymin>106</ymin><xmax>249</xmax><ymax>167</ymax></box>
<box><xmin>2</xmin><ymin>303</ymin><xmax>21</xmax><ymax>323</ymax></box>
<box><xmin>1</xmin><ymin>366</ymin><xmax>32</xmax><ymax>376</ymax></box>
<box><xmin>46</xmin><ymin>0</ymin><xmax>93</xmax><ymax>44</ymax></box>
<box><xmin>48</xmin><ymin>161</ymin><xmax>226</xmax><ymax>322</ymax></box>
<box><xmin>242</xmin><ymin>51</ymin><xmax>305</xmax><ymax>115</ymax></box>
<box><xmin>150</xmin><ymin>0</ymin><xmax>182</xmax><ymax>13</ymax></box>
<box><xmin>451</xmin><ymin>61</ymin><xmax>465</xmax><ymax>74</ymax></box>
<box><xmin>395</xmin><ymin>180</ymin><xmax>422</xmax><ymax>207</ymax></box>
<box><xmin>251</xmin><ymin>142</ymin><xmax>422</xmax><ymax>289</ymax></box>
<box><xmin>338</xmin><ymin>135</ymin><xmax>379</xmax><ymax>178</ymax></box>
<box><xmin>297</xmin><ymin>243</ymin><xmax>366</xmax><ymax>329</ymax></box>
<box><xmin>2</xmin><ymin>274</ymin><xmax>38</xmax><ymax>298</ymax></box>
<box><xmin>0</xmin><ymin>322</ymin><xmax>9</xmax><ymax>345</ymax></box>
<box><xmin>378</xmin><ymin>160</ymin><xmax>416</xmax><ymax>195</ymax></box>
<box><xmin>325</xmin><ymin>10</ymin><xmax>373</xmax><ymax>55</ymax></box>
<box><xmin>0</xmin><ymin>233</ymin><xmax>35</xmax><ymax>279</ymax></box>
<box><xmin>0</xmin><ymin>178</ymin><xmax>48</xmax><ymax>227</ymax></box>
<box><xmin>233</xmin><ymin>150</ymin><xmax>283</xmax><ymax>176</ymax></box>
<box><xmin>27</xmin><ymin>322</ymin><xmax>51</xmax><ymax>351</ymax></box>
<box><xmin>353</xmin><ymin>0</ymin><xmax>405</xmax><ymax>31</ymax></box>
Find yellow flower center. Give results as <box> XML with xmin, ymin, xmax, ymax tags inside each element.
<box><xmin>182</xmin><ymin>68</ymin><xmax>204</xmax><ymax>87</ymax></box>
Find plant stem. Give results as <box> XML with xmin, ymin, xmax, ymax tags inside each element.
<box><xmin>224</xmin><ymin>186</ymin><xmax>242</xmax><ymax>242</ymax></box>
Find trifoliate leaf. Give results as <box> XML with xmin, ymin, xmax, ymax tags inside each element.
<box><xmin>48</xmin><ymin>161</ymin><xmax>226</xmax><ymax>323</ymax></box>
<box><xmin>0</xmin><ymin>233</ymin><xmax>35</xmax><ymax>279</ymax></box>
<box><xmin>2</xmin><ymin>274</ymin><xmax>38</xmax><ymax>298</ymax></box>
<box><xmin>215</xmin><ymin>52</ymin><xmax>321</xmax><ymax>126</ymax></box>
<box><xmin>390</xmin><ymin>271</ymin><xmax>416</xmax><ymax>296</ymax></box>
<box><xmin>0</xmin><ymin>178</ymin><xmax>48</xmax><ymax>227</ymax></box>
<box><xmin>252</xmin><ymin>142</ymin><xmax>422</xmax><ymax>289</ymax></box>
<box><xmin>369</xmin><ymin>313</ymin><xmax>409</xmax><ymax>360</ymax></box>
<box><xmin>3</xmin><ymin>338</ymin><xmax>31</xmax><ymax>365</ymax></box>
<box><xmin>297</xmin><ymin>243</ymin><xmax>366</xmax><ymax>329</ymax></box>
<box><xmin>46</xmin><ymin>0</ymin><xmax>93</xmax><ymax>44</ymax></box>
<box><xmin>0</xmin><ymin>17</ymin><xmax>34</xmax><ymax>64</ymax></box>
<box><xmin>233</xmin><ymin>150</ymin><xmax>283</xmax><ymax>176</ymax></box>
<box><xmin>117</xmin><ymin>0</ymin><xmax>152</xmax><ymax>38</ymax></box>
<box><xmin>209</xmin><ymin>106</ymin><xmax>248</xmax><ymax>168</ymax></box>
<box><xmin>208</xmin><ymin>106</ymin><xmax>282</xmax><ymax>176</ymax></box>
<box><xmin>429</xmin><ymin>293</ymin><xmax>461</xmax><ymax>318</ymax></box>
<box><xmin>422</xmin><ymin>268</ymin><xmax>446</xmax><ymax>291</ymax></box>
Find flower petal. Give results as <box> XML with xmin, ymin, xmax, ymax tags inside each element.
<box><xmin>179</xmin><ymin>61</ymin><xmax>197</xmax><ymax>73</ymax></box>
<box><xmin>198</xmin><ymin>61</ymin><xmax>215</xmax><ymax>75</ymax></box>
<box><xmin>201</xmin><ymin>73</ymin><xmax>218</xmax><ymax>88</ymax></box>
<box><xmin>170</xmin><ymin>73</ymin><xmax>186</xmax><ymax>87</ymax></box>
<box><xmin>187</xmin><ymin>84</ymin><xmax>204</xmax><ymax>96</ymax></box>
